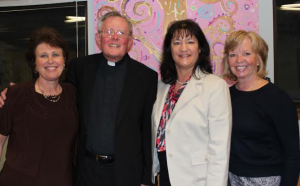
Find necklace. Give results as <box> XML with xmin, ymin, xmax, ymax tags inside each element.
<box><xmin>37</xmin><ymin>81</ymin><xmax>61</xmax><ymax>103</ymax></box>
<box><xmin>176</xmin><ymin>80</ymin><xmax>185</xmax><ymax>85</ymax></box>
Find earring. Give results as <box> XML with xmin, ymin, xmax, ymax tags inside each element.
<box><xmin>34</xmin><ymin>69</ymin><xmax>38</xmax><ymax>73</ymax></box>
<box><xmin>199</xmin><ymin>49</ymin><xmax>201</xmax><ymax>53</ymax></box>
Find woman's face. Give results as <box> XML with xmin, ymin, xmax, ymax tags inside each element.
<box><xmin>35</xmin><ymin>43</ymin><xmax>65</xmax><ymax>82</ymax></box>
<box><xmin>171</xmin><ymin>33</ymin><xmax>199</xmax><ymax>72</ymax></box>
<box><xmin>228</xmin><ymin>38</ymin><xmax>259</xmax><ymax>81</ymax></box>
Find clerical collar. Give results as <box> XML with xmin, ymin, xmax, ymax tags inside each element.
<box><xmin>106</xmin><ymin>55</ymin><xmax>126</xmax><ymax>67</ymax></box>
<box><xmin>107</xmin><ymin>61</ymin><xmax>116</xmax><ymax>66</ymax></box>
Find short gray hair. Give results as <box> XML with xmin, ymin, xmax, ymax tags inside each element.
<box><xmin>97</xmin><ymin>11</ymin><xmax>133</xmax><ymax>36</ymax></box>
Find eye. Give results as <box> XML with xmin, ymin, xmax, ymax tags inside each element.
<box><xmin>106</xmin><ymin>29</ymin><xmax>113</xmax><ymax>34</ymax></box>
<box><xmin>117</xmin><ymin>30</ymin><xmax>125</xmax><ymax>36</ymax></box>
<box><xmin>187</xmin><ymin>40</ymin><xmax>195</xmax><ymax>44</ymax></box>
<box><xmin>172</xmin><ymin>41</ymin><xmax>181</xmax><ymax>45</ymax></box>
<box><xmin>244</xmin><ymin>52</ymin><xmax>251</xmax><ymax>56</ymax></box>
<box><xmin>229</xmin><ymin>53</ymin><xmax>236</xmax><ymax>57</ymax></box>
<box><xmin>52</xmin><ymin>53</ymin><xmax>60</xmax><ymax>57</ymax></box>
<box><xmin>40</xmin><ymin>54</ymin><xmax>48</xmax><ymax>58</ymax></box>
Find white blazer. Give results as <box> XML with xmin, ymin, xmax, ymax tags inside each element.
<box><xmin>151</xmin><ymin>69</ymin><xmax>232</xmax><ymax>186</ymax></box>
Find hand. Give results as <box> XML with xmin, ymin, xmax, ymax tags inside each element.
<box><xmin>0</xmin><ymin>82</ymin><xmax>15</xmax><ymax>108</ymax></box>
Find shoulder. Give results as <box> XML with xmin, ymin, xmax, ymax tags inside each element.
<box><xmin>158</xmin><ymin>80</ymin><xmax>168</xmax><ymax>89</ymax></box>
<box><xmin>128</xmin><ymin>57</ymin><xmax>157</xmax><ymax>75</ymax></box>
<box><xmin>128</xmin><ymin>60</ymin><xmax>158</xmax><ymax>83</ymax></box>
<box><xmin>263</xmin><ymin>83</ymin><xmax>293</xmax><ymax>103</ymax></box>
<box><xmin>201</xmin><ymin>73</ymin><xmax>228</xmax><ymax>90</ymax></box>
<box><xmin>5</xmin><ymin>82</ymin><xmax>34</xmax><ymax>106</ymax></box>
<box><xmin>7</xmin><ymin>82</ymin><xmax>33</xmax><ymax>96</ymax></box>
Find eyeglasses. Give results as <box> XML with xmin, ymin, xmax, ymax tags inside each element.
<box><xmin>100</xmin><ymin>28</ymin><xmax>128</xmax><ymax>38</ymax></box>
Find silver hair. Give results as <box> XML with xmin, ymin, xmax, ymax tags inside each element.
<box><xmin>97</xmin><ymin>11</ymin><xmax>133</xmax><ymax>36</ymax></box>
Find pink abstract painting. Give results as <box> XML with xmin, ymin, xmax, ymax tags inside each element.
<box><xmin>93</xmin><ymin>0</ymin><xmax>259</xmax><ymax>76</ymax></box>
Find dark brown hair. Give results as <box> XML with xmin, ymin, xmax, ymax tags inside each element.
<box><xmin>26</xmin><ymin>27</ymin><xmax>68</xmax><ymax>70</ymax></box>
<box><xmin>160</xmin><ymin>19</ymin><xmax>212</xmax><ymax>84</ymax></box>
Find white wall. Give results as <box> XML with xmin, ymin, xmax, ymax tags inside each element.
<box><xmin>258</xmin><ymin>0</ymin><xmax>274</xmax><ymax>82</ymax></box>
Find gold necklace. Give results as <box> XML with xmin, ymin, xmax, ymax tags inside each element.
<box><xmin>37</xmin><ymin>82</ymin><xmax>61</xmax><ymax>103</ymax></box>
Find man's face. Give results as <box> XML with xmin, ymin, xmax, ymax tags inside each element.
<box><xmin>98</xmin><ymin>16</ymin><xmax>133</xmax><ymax>62</ymax></box>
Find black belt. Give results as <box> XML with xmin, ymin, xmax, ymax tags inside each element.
<box><xmin>85</xmin><ymin>150</ymin><xmax>114</xmax><ymax>163</ymax></box>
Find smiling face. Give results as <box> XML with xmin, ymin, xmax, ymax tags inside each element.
<box><xmin>98</xmin><ymin>16</ymin><xmax>133</xmax><ymax>62</ymax></box>
<box><xmin>35</xmin><ymin>43</ymin><xmax>65</xmax><ymax>83</ymax></box>
<box><xmin>171</xmin><ymin>33</ymin><xmax>199</xmax><ymax>73</ymax></box>
<box><xmin>228</xmin><ymin>38</ymin><xmax>259</xmax><ymax>82</ymax></box>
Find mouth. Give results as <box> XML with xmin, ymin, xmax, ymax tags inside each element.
<box><xmin>109</xmin><ymin>44</ymin><xmax>120</xmax><ymax>48</ymax></box>
<box><xmin>45</xmin><ymin>66</ymin><xmax>58</xmax><ymax>70</ymax></box>
<box><xmin>236</xmin><ymin>66</ymin><xmax>246</xmax><ymax>71</ymax></box>
<box><xmin>179</xmin><ymin>54</ymin><xmax>191</xmax><ymax>58</ymax></box>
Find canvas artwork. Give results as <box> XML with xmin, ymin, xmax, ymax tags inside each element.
<box><xmin>94</xmin><ymin>0</ymin><xmax>259</xmax><ymax>76</ymax></box>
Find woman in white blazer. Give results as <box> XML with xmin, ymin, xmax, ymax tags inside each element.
<box><xmin>151</xmin><ymin>20</ymin><xmax>232</xmax><ymax>186</ymax></box>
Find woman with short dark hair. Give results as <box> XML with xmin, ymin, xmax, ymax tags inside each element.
<box><xmin>0</xmin><ymin>27</ymin><xmax>78</xmax><ymax>186</ymax></box>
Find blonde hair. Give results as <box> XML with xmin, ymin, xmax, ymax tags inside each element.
<box><xmin>222</xmin><ymin>30</ymin><xmax>268</xmax><ymax>81</ymax></box>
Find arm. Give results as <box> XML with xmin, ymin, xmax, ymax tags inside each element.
<box><xmin>141</xmin><ymin>72</ymin><xmax>158</xmax><ymax>185</ymax></box>
<box><xmin>206</xmin><ymin>78</ymin><xmax>232</xmax><ymax>186</ymax></box>
<box><xmin>0</xmin><ymin>83</ymin><xmax>15</xmax><ymax>108</ymax></box>
<box><xmin>271</xmin><ymin>91</ymin><xmax>300</xmax><ymax>186</ymax></box>
<box><xmin>0</xmin><ymin>134</ymin><xmax>8</xmax><ymax>161</ymax></box>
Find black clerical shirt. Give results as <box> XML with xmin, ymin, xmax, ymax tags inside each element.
<box><xmin>86</xmin><ymin>56</ymin><xmax>126</xmax><ymax>155</ymax></box>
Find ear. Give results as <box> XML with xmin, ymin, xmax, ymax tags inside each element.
<box><xmin>127</xmin><ymin>36</ymin><xmax>134</xmax><ymax>52</ymax></box>
<box><xmin>95</xmin><ymin>32</ymin><xmax>102</xmax><ymax>51</ymax></box>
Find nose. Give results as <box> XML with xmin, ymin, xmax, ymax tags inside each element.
<box><xmin>237</xmin><ymin>54</ymin><xmax>243</xmax><ymax>63</ymax></box>
<box><xmin>112</xmin><ymin>31</ymin><xmax>118</xmax><ymax>39</ymax></box>
<box><xmin>180</xmin><ymin>43</ymin><xmax>187</xmax><ymax>51</ymax></box>
<box><xmin>48</xmin><ymin>56</ymin><xmax>54</xmax><ymax>64</ymax></box>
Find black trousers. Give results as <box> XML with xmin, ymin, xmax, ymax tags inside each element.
<box><xmin>158</xmin><ymin>151</ymin><xmax>171</xmax><ymax>186</ymax></box>
<box><xmin>79</xmin><ymin>156</ymin><xmax>116</xmax><ymax>186</ymax></box>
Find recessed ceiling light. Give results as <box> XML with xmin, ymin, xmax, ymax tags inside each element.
<box><xmin>64</xmin><ymin>16</ymin><xmax>85</xmax><ymax>23</ymax></box>
<box><xmin>280</xmin><ymin>3</ymin><xmax>300</xmax><ymax>11</ymax></box>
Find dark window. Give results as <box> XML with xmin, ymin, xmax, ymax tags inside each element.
<box><xmin>274</xmin><ymin>0</ymin><xmax>300</xmax><ymax>102</ymax></box>
<box><xmin>0</xmin><ymin>2</ymin><xmax>87</xmax><ymax>90</ymax></box>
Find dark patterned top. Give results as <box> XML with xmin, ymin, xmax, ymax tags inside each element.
<box><xmin>156</xmin><ymin>77</ymin><xmax>191</xmax><ymax>152</ymax></box>
<box><xmin>0</xmin><ymin>82</ymin><xmax>78</xmax><ymax>186</ymax></box>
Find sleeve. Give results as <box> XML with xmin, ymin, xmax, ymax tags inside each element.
<box><xmin>270</xmin><ymin>90</ymin><xmax>300</xmax><ymax>186</ymax></box>
<box><xmin>141</xmin><ymin>71</ymin><xmax>158</xmax><ymax>185</ymax></box>
<box><xmin>0</xmin><ymin>88</ymin><xmax>15</xmax><ymax>136</ymax></box>
<box><xmin>206</xmin><ymin>77</ymin><xmax>232</xmax><ymax>186</ymax></box>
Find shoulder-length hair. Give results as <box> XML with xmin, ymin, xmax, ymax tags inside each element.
<box><xmin>222</xmin><ymin>30</ymin><xmax>268</xmax><ymax>81</ymax></box>
<box><xmin>160</xmin><ymin>19</ymin><xmax>212</xmax><ymax>84</ymax></box>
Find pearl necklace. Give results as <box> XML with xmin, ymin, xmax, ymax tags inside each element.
<box><xmin>176</xmin><ymin>80</ymin><xmax>185</xmax><ymax>85</ymax></box>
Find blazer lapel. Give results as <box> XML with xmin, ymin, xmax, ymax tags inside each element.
<box><xmin>115</xmin><ymin>55</ymin><xmax>139</xmax><ymax>127</ymax></box>
<box><xmin>169</xmin><ymin>70</ymin><xmax>206</xmax><ymax>123</ymax></box>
